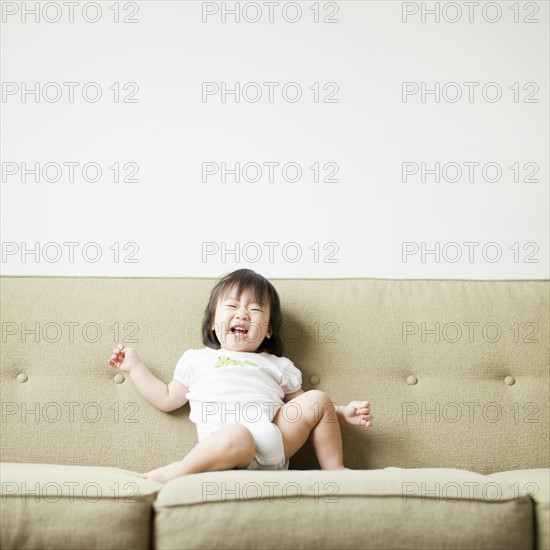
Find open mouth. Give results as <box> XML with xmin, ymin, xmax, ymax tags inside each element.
<box><xmin>230</xmin><ymin>326</ymin><xmax>249</xmax><ymax>336</ymax></box>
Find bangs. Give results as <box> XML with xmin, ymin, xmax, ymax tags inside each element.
<box><xmin>218</xmin><ymin>279</ymin><xmax>269</xmax><ymax>308</ymax></box>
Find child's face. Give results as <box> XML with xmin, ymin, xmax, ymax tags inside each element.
<box><xmin>211</xmin><ymin>286</ymin><xmax>272</xmax><ymax>353</ymax></box>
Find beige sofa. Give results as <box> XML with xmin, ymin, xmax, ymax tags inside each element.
<box><xmin>1</xmin><ymin>276</ymin><xmax>548</xmax><ymax>550</ymax></box>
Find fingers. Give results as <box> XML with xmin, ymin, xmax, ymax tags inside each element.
<box><xmin>353</xmin><ymin>401</ymin><xmax>373</xmax><ymax>427</ymax></box>
<box><xmin>362</xmin><ymin>416</ymin><xmax>373</xmax><ymax>427</ymax></box>
<box><xmin>107</xmin><ymin>344</ymin><xmax>126</xmax><ymax>367</ymax></box>
<box><xmin>114</xmin><ymin>344</ymin><xmax>125</xmax><ymax>356</ymax></box>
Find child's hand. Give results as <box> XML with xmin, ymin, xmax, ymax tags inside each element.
<box><xmin>108</xmin><ymin>344</ymin><xmax>142</xmax><ymax>373</ymax></box>
<box><xmin>342</xmin><ymin>400</ymin><xmax>373</xmax><ymax>428</ymax></box>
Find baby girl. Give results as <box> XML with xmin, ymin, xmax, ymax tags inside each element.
<box><xmin>108</xmin><ymin>268</ymin><xmax>373</xmax><ymax>483</ymax></box>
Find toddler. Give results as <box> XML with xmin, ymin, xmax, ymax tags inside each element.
<box><xmin>108</xmin><ymin>269</ymin><xmax>373</xmax><ymax>483</ymax></box>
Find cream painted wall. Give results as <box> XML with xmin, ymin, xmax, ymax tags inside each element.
<box><xmin>1</xmin><ymin>1</ymin><xmax>548</xmax><ymax>278</ymax></box>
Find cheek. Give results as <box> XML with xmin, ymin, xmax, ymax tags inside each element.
<box><xmin>213</xmin><ymin>306</ymin><xmax>225</xmax><ymax>322</ymax></box>
<box><xmin>212</xmin><ymin>312</ymin><xmax>224</xmax><ymax>330</ymax></box>
<box><xmin>258</xmin><ymin>317</ymin><xmax>270</xmax><ymax>333</ymax></box>
<box><xmin>247</xmin><ymin>323</ymin><xmax>265</xmax><ymax>343</ymax></box>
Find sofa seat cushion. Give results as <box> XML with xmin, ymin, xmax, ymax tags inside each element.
<box><xmin>0</xmin><ymin>462</ymin><xmax>163</xmax><ymax>550</ymax></box>
<box><xmin>153</xmin><ymin>467</ymin><xmax>534</xmax><ymax>550</ymax></box>
<box><xmin>488</xmin><ymin>469</ymin><xmax>549</xmax><ymax>550</ymax></box>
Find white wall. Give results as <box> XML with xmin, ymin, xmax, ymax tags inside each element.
<box><xmin>1</xmin><ymin>0</ymin><xmax>548</xmax><ymax>278</ymax></box>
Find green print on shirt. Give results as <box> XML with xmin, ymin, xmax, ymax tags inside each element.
<box><xmin>214</xmin><ymin>355</ymin><xmax>259</xmax><ymax>369</ymax></box>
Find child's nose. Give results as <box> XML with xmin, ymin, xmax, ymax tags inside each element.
<box><xmin>236</xmin><ymin>307</ymin><xmax>249</xmax><ymax>318</ymax></box>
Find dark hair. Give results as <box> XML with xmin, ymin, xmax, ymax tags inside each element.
<box><xmin>201</xmin><ymin>269</ymin><xmax>284</xmax><ymax>356</ymax></box>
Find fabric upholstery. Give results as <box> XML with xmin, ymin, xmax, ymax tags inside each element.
<box><xmin>1</xmin><ymin>276</ymin><xmax>548</xmax><ymax>549</ymax></box>
<box><xmin>488</xmin><ymin>468</ymin><xmax>550</xmax><ymax>550</ymax></box>
<box><xmin>0</xmin><ymin>462</ymin><xmax>162</xmax><ymax>550</ymax></box>
<box><xmin>1</xmin><ymin>277</ymin><xmax>548</xmax><ymax>474</ymax></box>
<box><xmin>153</xmin><ymin>468</ymin><xmax>534</xmax><ymax>550</ymax></box>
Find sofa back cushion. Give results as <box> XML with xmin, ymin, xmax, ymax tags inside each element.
<box><xmin>1</xmin><ymin>277</ymin><xmax>548</xmax><ymax>474</ymax></box>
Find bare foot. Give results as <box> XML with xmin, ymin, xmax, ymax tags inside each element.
<box><xmin>140</xmin><ymin>461</ymin><xmax>186</xmax><ymax>484</ymax></box>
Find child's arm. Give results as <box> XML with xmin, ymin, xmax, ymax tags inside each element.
<box><xmin>108</xmin><ymin>344</ymin><xmax>189</xmax><ymax>412</ymax></box>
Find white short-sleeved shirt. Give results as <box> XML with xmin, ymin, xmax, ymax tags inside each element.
<box><xmin>173</xmin><ymin>347</ymin><xmax>302</xmax><ymax>441</ymax></box>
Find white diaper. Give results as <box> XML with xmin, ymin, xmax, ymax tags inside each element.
<box><xmin>243</xmin><ymin>420</ymin><xmax>289</xmax><ymax>471</ymax></box>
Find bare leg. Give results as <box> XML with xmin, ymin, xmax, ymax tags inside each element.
<box><xmin>140</xmin><ymin>423</ymin><xmax>256</xmax><ymax>483</ymax></box>
<box><xmin>273</xmin><ymin>390</ymin><xmax>345</xmax><ymax>470</ymax></box>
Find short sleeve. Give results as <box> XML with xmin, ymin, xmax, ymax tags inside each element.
<box><xmin>173</xmin><ymin>349</ymin><xmax>195</xmax><ymax>387</ymax></box>
<box><xmin>280</xmin><ymin>357</ymin><xmax>302</xmax><ymax>394</ymax></box>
